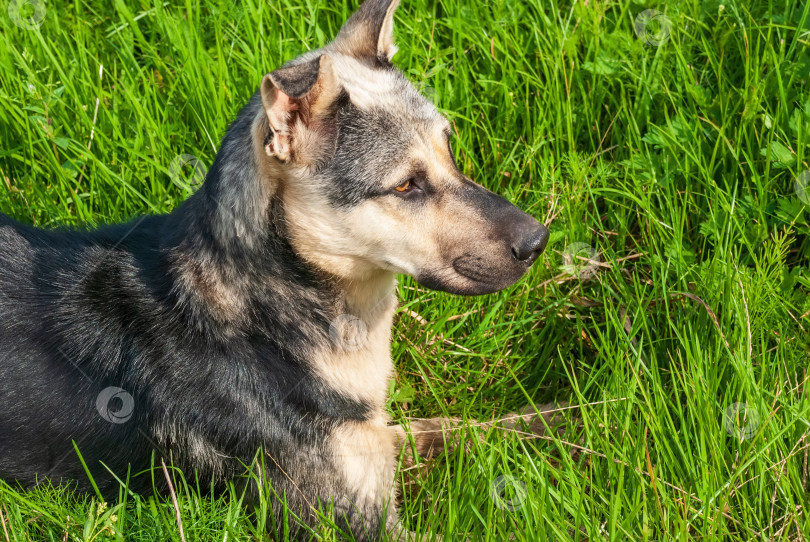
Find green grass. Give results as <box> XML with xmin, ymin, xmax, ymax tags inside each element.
<box><xmin>1</xmin><ymin>0</ymin><xmax>809</xmax><ymax>539</ymax></box>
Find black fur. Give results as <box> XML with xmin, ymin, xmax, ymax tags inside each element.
<box><xmin>0</xmin><ymin>92</ymin><xmax>381</xmax><ymax>539</ymax></box>
<box><xmin>271</xmin><ymin>56</ymin><xmax>324</xmax><ymax>99</ymax></box>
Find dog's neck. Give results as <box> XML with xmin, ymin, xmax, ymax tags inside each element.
<box><xmin>336</xmin><ymin>270</ymin><xmax>398</xmax><ymax>326</ymax></box>
<box><xmin>162</xmin><ymin>92</ymin><xmax>398</xmax><ymax>410</ymax></box>
<box><xmin>167</xmin><ymin>93</ymin><xmax>397</xmax><ymax>344</ymax></box>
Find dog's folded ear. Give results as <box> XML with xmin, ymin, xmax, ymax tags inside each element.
<box><xmin>331</xmin><ymin>0</ymin><xmax>400</xmax><ymax>63</ymax></box>
<box><xmin>260</xmin><ymin>54</ymin><xmax>342</xmax><ymax>162</ymax></box>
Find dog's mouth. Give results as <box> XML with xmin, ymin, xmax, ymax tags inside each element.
<box><xmin>416</xmin><ymin>254</ymin><xmax>530</xmax><ymax>296</ymax></box>
<box><xmin>451</xmin><ymin>256</ymin><xmax>500</xmax><ymax>284</ymax></box>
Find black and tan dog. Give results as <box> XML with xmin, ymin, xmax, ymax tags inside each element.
<box><xmin>0</xmin><ymin>0</ymin><xmax>549</xmax><ymax>539</ymax></box>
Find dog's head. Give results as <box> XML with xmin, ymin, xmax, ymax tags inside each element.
<box><xmin>255</xmin><ymin>0</ymin><xmax>548</xmax><ymax>295</ymax></box>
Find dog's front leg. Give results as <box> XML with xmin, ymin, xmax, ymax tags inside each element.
<box><xmin>327</xmin><ymin>416</ymin><xmax>404</xmax><ymax>539</ymax></box>
<box><xmin>328</xmin><ymin>417</ymin><xmax>453</xmax><ymax>541</ymax></box>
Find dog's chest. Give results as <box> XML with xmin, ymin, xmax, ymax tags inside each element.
<box><xmin>311</xmin><ymin>290</ymin><xmax>397</xmax><ymax>409</ymax></box>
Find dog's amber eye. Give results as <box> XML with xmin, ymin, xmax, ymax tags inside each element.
<box><xmin>395</xmin><ymin>179</ymin><xmax>412</xmax><ymax>192</ymax></box>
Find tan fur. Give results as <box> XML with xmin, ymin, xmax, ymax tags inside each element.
<box><xmin>331</xmin><ymin>0</ymin><xmax>400</xmax><ymax>61</ymax></box>
<box><xmin>276</xmin><ymin>122</ymin><xmax>461</xmax><ymax>280</ymax></box>
<box><xmin>275</xmin><ymin>124</ymin><xmax>490</xmax><ymax>293</ymax></box>
<box><xmin>311</xmin><ymin>272</ymin><xmax>398</xmax><ymax>407</ymax></box>
<box><xmin>306</xmin><ymin>55</ymin><xmax>343</xmax><ymax>117</ymax></box>
<box><xmin>169</xmin><ymin>251</ymin><xmax>246</xmax><ymax>327</ymax></box>
<box><xmin>330</xmin><ymin>414</ymin><xmax>400</xmax><ymax>506</ymax></box>
<box><xmin>376</xmin><ymin>0</ymin><xmax>400</xmax><ymax>60</ymax></box>
<box><xmin>251</xmin><ymin>112</ymin><xmax>282</xmax><ymax>194</ymax></box>
<box><xmin>328</xmin><ymin>53</ymin><xmax>433</xmax><ymax>119</ymax></box>
<box><xmin>260</xmin><ymin>55</ymin><xmax>342</xmax><ymax>165</ymax></box>
<box><xmin>260</xmin><ymin>81</ymin><xmax>294</xmax><ymax>162</ymax></box>
<box><xmin>254</xmin><ymin>73</ymin><xmax>516</xmax><ymax>410</ymax></box>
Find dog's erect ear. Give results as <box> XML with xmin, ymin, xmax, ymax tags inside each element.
<box><xmin>260</xmin><ymin>54</ymin><xmax>341</xmax><ymax>162</ymax></box>
<box><xmin>331</xmin><ymin>0</ymin><xmax>400</xmax><ymax>62</ymax></box>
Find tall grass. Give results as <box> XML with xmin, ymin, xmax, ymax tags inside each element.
<box><xmin>1</xmin><ymin>0</ymin><xmax>808</xmax><ymax>539</ymax></box>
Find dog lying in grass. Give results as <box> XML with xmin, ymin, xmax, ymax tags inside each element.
<box><xmin>0</xmin><ymin>0</ymin><xmax>549</xmax><ymax>538</ymax></box>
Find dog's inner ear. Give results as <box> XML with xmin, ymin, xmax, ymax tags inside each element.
<box><xmin>331</xmin><ymin>0</ymin><xmax>400</xmax><ymax>62</ymax></box>
<box><xmin>260</xmin><ymin>54</ymin><xmax>341</xmax><ymax>162</ymax></box>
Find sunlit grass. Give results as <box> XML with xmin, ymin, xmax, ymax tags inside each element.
<box><xmin>1</xmin><ymin>0</ymin><xmax>809</xmax><ymax>539</ymax></box>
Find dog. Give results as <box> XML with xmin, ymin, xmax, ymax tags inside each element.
<box><xmin>0</xmin><ymin>0</ymin><xmax>549</xmax><ymax>539</ymax></box>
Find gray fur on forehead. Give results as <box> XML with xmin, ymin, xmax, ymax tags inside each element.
<box><xmin>317</xmin><ymin>103</ymin><xmax>420</xmax><ymax>208</ymax></box>
<box><xmin>330</xmin><ymin>53</ymin><xmax>438</xmax><ymax>117</ymax></box>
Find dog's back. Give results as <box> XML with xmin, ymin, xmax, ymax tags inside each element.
<box><xmin>0</xmin><ymin>214</ymin><xmax>165</xmax><ymax>493</ymax></box>
<box><xmin>0</xmin><ymin>207</ymin><xmax>382</xmax><ymax>535</ymax></box>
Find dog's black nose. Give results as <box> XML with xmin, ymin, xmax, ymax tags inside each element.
<box><xmin>511</xmin><ymin>224</ymin><xmax>549</xmax><ymax>265</ymax></box>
